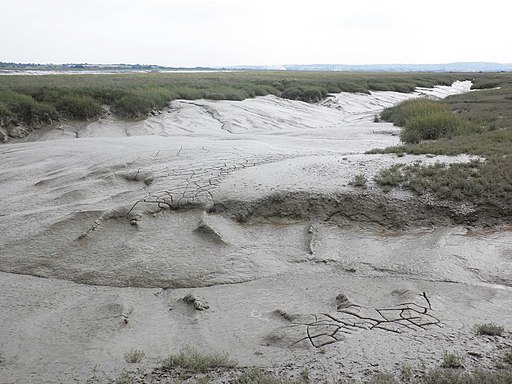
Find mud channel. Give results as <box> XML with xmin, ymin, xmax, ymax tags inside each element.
<box><xmin>0</xmin><ymin>81</ymin><xmax>511</xmax><ymax>383</ymax></box>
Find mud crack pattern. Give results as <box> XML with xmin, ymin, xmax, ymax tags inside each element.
<box><xmin>125</xmin><ymin>146</ymin><xmax>300</xmax><ymax>215</ymax></box>
<box><xmin>270</xmin><ymin>292</ymin><xmax>440</xmax><ymax>349</ymax></box>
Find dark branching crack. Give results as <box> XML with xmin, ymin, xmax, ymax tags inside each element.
<box><xmin>285</xmin><ymin>292</ymin><xmax>440</xmax><ymax>349</ymax></box>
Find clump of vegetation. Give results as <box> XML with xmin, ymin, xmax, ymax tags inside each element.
<box><xmin>474</xmin><ymin>323</ymin><xmax>505</xmax><ymax>336</ymax></box>
<box><xmin>420</xmin><ymin>368</ymin><xmax>512</xmax><ymax>384</ymax></box>
<box><xmin>380</xmin><ymin>98</ymin><xmax>481</xmax><ymax>144</ymax></box>
<box><xmin>470</xmin><ymin>78</ymin><xmax>503</xmax><ymax>90</ymax></box>
<box><xmin>402</xmin><ymin>112</ymin><xmax>480</xmax><ymax>144</ymax></box>
<box><xmin>161</xmin><ymin>346</ymin><xmax>237</xmax><ymax>373</ymax></box>
<box><xmin>399</xmin><ymin>362</ymin><xmax>414</xmax><ymax>383</ymax></box>
<box><xmin>123</xmin><ymin>349</ymin><xmax>146</xmax><ymax>363</ymax></box>
<box><xmin>373</xmin><ymin>164</ymin><xmax>406</xmax><ymax>193</ymax></box>
<box><xmin>0</xmin><ymin>71</ymin><xmax>470</xmax><ymax>132</ymax></box>
<box><xmin>299</xmin><ymin>368</ymin><xmax>309</xmax><ymax>382</ymax></box>
<box><xmin>373</xmin><ymin>159</ymin><xmax>487</xmax><ymax>200</ymax></box>
<box><xmin>370</xmin><ymin>74</ymin><xmax>512</xmax><ymax>220</ymax></box>
<box><xmin>56</xmin><ymin>94</ymin><xmax>102</xmax><ymax>119</ymax></box>
<box><xmin>282</xmin><ymin>86</ymin><xmax>328</xmax><ymax>102</ymax></box>
<box><xmin>371</xmin><ymin>149</ymin><xmax>512</xmax><ymax>217</ymax></box>
<box><xmin>114</xmin><ymin>370</ymin><xmax>133</xmax><ymax>384</ymax></box>
<box><xmin>0</xmin><ymin>89</ymin><xmax>58</xmax><ymax>125</ymax></box>
<box><xmin>440</xmin><ymin>352</ymin><xmax>464</xmax><ymax>369</ymax></box>
<box><xmin>349</xmin><ymin>173</ymin><xmax>368</xmax><ymax>189</ymax></box>
<box><xmin>113</xmin><ymin>87</ymin><xmax>174</xmax><ymax>118</ymax></box>
<box><xmin>381</xmin><ymin>98</ymin><xmax>448</xmax><ymax>127</ymax></box>
<box><xmin>108</xmin><ymin>358</ymin><xmax>512</xmax><ymax>384</ymax></box>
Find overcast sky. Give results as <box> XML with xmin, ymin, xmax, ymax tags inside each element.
<box><xmin>2</xmin><ymin>0</ymin><xmax>511</xmax><ymax>66</ymax></box>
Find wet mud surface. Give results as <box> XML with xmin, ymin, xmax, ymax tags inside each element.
<box><xmin>1</xmin><ymin>81</ymin><xmax>511</xmax><ymax>383</ymax></box>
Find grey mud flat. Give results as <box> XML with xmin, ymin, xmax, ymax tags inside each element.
<box><xmin>0</xmin><ymin>81</ymin><xmax>511</xmax><ymax>383</ymax></box>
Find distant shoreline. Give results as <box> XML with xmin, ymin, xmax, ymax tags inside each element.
<box><xmin>0</xmin><ymin>69</ymin><xmax>237</xmax><ymax>76</ymax></box>
<box><xmin>1</xmin><ymin>61</ymin><xmax>512</xmax><ymax>74</ymax></box>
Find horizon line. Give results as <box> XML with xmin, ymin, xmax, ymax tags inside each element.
<box><xmin>2</xmin><ymin>61</ymin><xmax>512</xmax><ymax>68</ymax></box>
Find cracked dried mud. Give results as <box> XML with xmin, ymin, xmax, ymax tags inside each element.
<box><xmin>1</xmin><ymin>81</ymin><xmax>511</xmax><ymax>383</ymax></box>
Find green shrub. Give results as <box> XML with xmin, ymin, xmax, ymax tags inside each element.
<box><xmin>208</xmin><ymin>88</ymin><xmax>249</xmax><ymax>101</ymax></box>
<box><xmin>334</xmin><ymin>81</ymin><xmax>369</xmax><ymax>94</ymax></box>
<box><xmin>421</xmin><ymin>368</ymin><xmax>512</xmax><ymax>384</ymax></box>
<box><xmin>174</xmin><ymin>86</ymin><xmax>203</xmax><ymax>100</ymax></box>
<box><xmin>400</xmin><ymin>362</ymin><xmax>413</xmax><ymax>383</ymax></box>
<box><xmin>303</xmin><ymin>86</ymin><xmax>327</xmax><ymax>102</ymax></box>
<box><xmin>374</xmin><ymin>164</ymin><xmax>405</xmax><ymax>192</ymax></box>
<box><xmin>281</xmin><ymin>87</ymin><xmax>303</xmax><ymax>100</ymax></box>
<box><xmin>349</xmin><ymin>173</ymin><xmax>368</xmax><ymax>189</ymax></box>
<box><xmin>381</xmin><ymin>98</ymin><xmax>482</xmax><ymax>144</ymax></box>
<box><xmin>123</xmin><ymin>349</ymin><xmax>145</xmax><ymax>363</ymax></box>
<box><xmin>368</xmin><ymin>81</ymin><xmax>416</xmax><ymax>93</ymax></box>
<box><xmin>381</xmin><ymin>98</ymin><xmax>448</xmax><ymax>127</ymax></box>
<box><xmin>113</xmin><ymin>87</ymin><xmax>174</xmax><ymax>117</ymax></box>
<box><xmin>0</xmin><ymin>71</ymin><xmax>481</xmax><ymax>128</ymax></box>
<box><xmin>0</xmin><ymin>91</ymin><xmax>58</xmax><ymax>124</ymax></box>
<box><xmin>471</xmin><ymin>79</ymin><xmax>503</xmax><ymax>90</ymax></box>
<box><xmin>282</xmin><ymin>86</ymin><xmax>327</xmax><ymax>102</ymax></box>
<box><xmin>440</xmin><ymin>352</ymin><xmax>464</xmax><ymax>369</ymax></box>
<box><xmin>401</xmin><ymin>113</ymin><xmax>481</xmax><ymax>144</ymax></box>
<box><xmin>161</xmin><ymin>346</ymin><xmax>236</xmax><ymax>373</ymax></box>
<box><xmin>0</xmin><ymin>103</ymin><xmax>12</xmax><ymax>121</ymax></box>
<box><xmin>114</xmin><ymin>370</ymin><xmax>133</xmax><ymax>384</ymax></box>
<box><xmin>113</xmin><ymin>93</ymin><xmax>152</xmax><ymax>117</ymax></box>
<box><xmin>474</xmin><ymin>323</ymin><xmax>505</xmax><ymax>336</ymax></box>
<box><xmin>57</xmin><ymin>94</ymin><xmax>102</xmax><ymax>119</ymax></box>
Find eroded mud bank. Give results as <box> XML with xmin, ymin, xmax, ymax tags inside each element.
<box><xmin>1</xmin><ymin>81</ymin><xmax>511</xmax><ymax>383</ymax></box>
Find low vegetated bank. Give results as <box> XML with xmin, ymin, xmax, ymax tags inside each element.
<box><xmin>371</xmin><ymin>74</ymin><xmax>512</xmax><ymax>222</ymax></box>
<box><xmin>118</xmin><ymin>364</ymin><xmax>512</xmax><ymax>384</ymax></box>
<box><xmin>380</xmin><ymin>98</ymin><xmax>481</xmax><ymax>144</ymax></box>
<box><xmin>374</xmin><ymin>158</ymin><xmax>512</xmax><ymax>205</ymax></box>
<box><xmin>0</xmin><ymin>71</ymin><xmax>470</xmax><ymax>138</ymax></box>
<box><xmin>116</xmin><ymin>329</ymin><xmax>512</xmax><ymax>383</ymax></box>
<box><xmin>160</xmin><ymin>346</ymin><xmax>237</xmax><ymax>373</ymax></box>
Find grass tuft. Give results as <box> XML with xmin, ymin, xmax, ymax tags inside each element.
<box><xmin>282</xmin><ymin>86</ymin><xmax>328</xmax><ymax>102</ymax></box>
<box><xmin>114</xmin><ymin>370</ymin><xmax>133</xmax><ymax>384</ymax></box>
<box><xmin>0</xmin><ymin>90</ymin><xmax>58</xmax><ymax>125</ymax></box>
<box><xmin>380</xmin><ymin>98</ymin><xmax>481</xmax><ymax>144</ymax></box>
<box><xmin>374</xmin><ymin>164</ymin><xmax>405</xmax><ymax>193</ymax></box>
<box><xmin>349</xmin><ymin>173</ymin><xmax>368</xmax><ymax>189</ymax></box>
<box><xmin>123</xmin><ymin>349</ymin><xmax>146</xmax><ymax>363</ymax></box>
<box><xmin>56</xmin><ymin>94</ymin><xmax>102</xmax><ymax>119</ymax></box>
<box><xmin>161</xmin><ymin>346</ymin><xmax>236</xmax><ymax>373</ymax></box>
<box><xmin>381</xmin><ymin>98</ymin><xmax>448</xmax><ymax>127</ymax></box>
<box><xmin>440</xmin><ymin>352</ymin><xmax>464</xmax><ymax>369</ymax></box>
<box><xmin>474</xmin><ymin>323</ymin><xmax>505</xmax><ymax>336</ymax></box>
<box><xmin>113</xmin><ymin>87</ymin><xmax>174</xmax><ymax>117</ymax></box>
<box><xmin>420</xmin><ymin>368</ymin><xmax>512</xmax><ymax>384</ymax></box>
